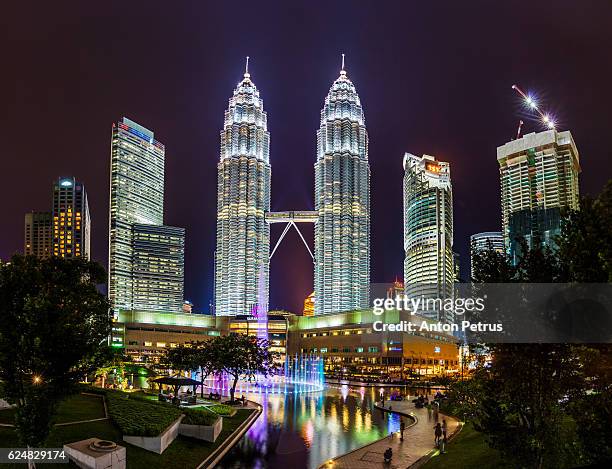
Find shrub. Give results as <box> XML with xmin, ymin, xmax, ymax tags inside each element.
<box><xmin>181</xmin><ymin>408</ymin><xmax>219</xmax><ymax>426</ymax></box>
<box><xmin>105</xmin><ymin>392</ymin><xmax>181</xmax><ymax>437</ymax></box>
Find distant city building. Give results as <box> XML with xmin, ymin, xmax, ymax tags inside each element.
<box><xmin>52</xmin><ymin>177</ymin><xmax>90</xmax><ymax>259</ymax></box>
<box><xmin>131</xmin><ymin>224</ymin><xmax>185</xmax><ymax>313</ymax></box>
<box><xmin>24</xmin><ymin>211</ymin><xmax>52</xmax><ymax>258</ymax></box>
<box><xmin>403</xmin><ymin>153</ymin><xmax>454</xmax><ymax>323</ymax></box>
<box><xmin>386</xmin><ymin>279</ymin><xmax>405</xmax><ymax>300</ymax></box>
<box><xmin>214</xmin><ymin>63</ymin><xmax>271</xmax><ymax>316</ymax></box>
<box><xmin>314</xmin><ymin>63</ymin><xmax>370</xmax><ymax>315</ymax></box>
<box><xmin>453</xmin><ymin>252</ymin><xmax>461</xmax><ymax>282</ymax></box>
<box><xmin>470</xmin><ymin>231</ymin><xmax>504</xmax><ymax>278</ymax></box>
<box><xmin>108</xmin><ymin>117</ymin><xmax>185</xmax><ymax>314</ymax></box>
<box><xmin>303</xmin><ymin>292</ymin><xmax>315</xmax><ymax>317</ymax></box>
<box><xmin>497</xmin><ymin>130</ymin><xmax>580</xmax><ymax>264</ymax></box>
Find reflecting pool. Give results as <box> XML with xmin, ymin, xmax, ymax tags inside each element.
<box><xmin>217</xmin><ymin>386</ymin><xmax>403</xmax><ymax>469</ymax></box>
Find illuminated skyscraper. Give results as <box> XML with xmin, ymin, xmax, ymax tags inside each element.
<box><xmin>215</xmin><ymin>60</ymin><xmax>271</xmax><ymax>316</ymax></box>
<box><xmin>24</xmin><ymin>211</ymin><xmax>52</xmax><ymax>259</ymax></box>
<box><xmin>52</xmin><ymin>177</ymin><xmax>90</xmax><ymax>259</ymax></box>
<box><xmin>314</xmin><ymin>61</ymin><xmax>370</xmax><ymax>315</ymax></box>
<box><xmin>403</xmin><ymin>153</ymin><xmax>454</xmax><ymax>323</ymax></box>
<box><xmin>132</xmin><ymin>224</ymin><xmax>185</xmax><ymax>312</ymax></box>
<box><xmin>108</xmin><ymin>117</ymin><xmax>167</xmax><ymax>313</ymax></box>
<box><xmin>470</xmin><ymin>231</ymin><xmax>504</xmax><ymax>278</ymax></box>
<box><xmin>497</xmin><ymin>130</ymin><xmax>580</xmax><ymax>264</ymax></box>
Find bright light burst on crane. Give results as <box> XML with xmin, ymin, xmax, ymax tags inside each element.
<box><xmin>512</xmin><ymin>84</ymin><xmax>557</xmax><ymax>131</ymax></box>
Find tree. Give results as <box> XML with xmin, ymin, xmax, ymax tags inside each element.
<box><xmin>460</xmin><ymin>182</ymin><xmax>612</xmax><ymax>468</ymax></box>
<box><xmin>164</xmin><ymin>342</ymin><xmax>215</xmax><ymax>397</ymax></box>
<box><xmin>0</xmin><ymin>255</ymin><xmax>111</xmax><ymax>447</ymax></box>
<box><xmin>211</xmin><ymin>334</ymin><xmax>279</xmax><ymax>403</ymax></box>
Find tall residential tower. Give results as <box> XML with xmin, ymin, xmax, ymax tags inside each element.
<box><xmin>314</xmin><ymin>63</ymin><xmax>370</xmax><ymax>315</ymax></box>
<box><xmin>52</xmin><ymin>177</ymin><xmax>91</xmax><ymax>259</ymax></box>
<box><xmin>214</xmin><ymin>62</ymin><xmax>271</xmax><ymax>316</ymax></box>
<box><xmin>497</xmin><ymin>130</ymin><xmax>580</xmax><ymax>264</ymax></box>
<box><xmin>403</xmin><ymin>153</ymin><xmax>454</xmax><ymax>323</ymax></box>
<box><xmin>24</xmin><ymin>211</ymin><xmax>52</xmax><ymax>259</ymax></box>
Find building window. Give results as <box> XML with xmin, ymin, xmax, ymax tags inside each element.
<box><xmin>368</xmin><ymin>346</ymin><xmax>379</xmax><ymax>353</ymax></box>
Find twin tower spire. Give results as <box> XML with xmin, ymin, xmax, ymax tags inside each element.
<box><xmin>214</xmin><ymin>56</ymin><xmax>370</xmax><ymax>317</ymax></box>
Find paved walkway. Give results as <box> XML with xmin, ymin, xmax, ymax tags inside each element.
<box><xmin>322</xmin><ymin>396</ymin><xmax>460</xmax><ymax>469</ymax></box>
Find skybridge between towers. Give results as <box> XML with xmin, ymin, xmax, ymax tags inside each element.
<box><xmin>266</xmin><ymin>211</ymin><xmax>318</xmax><ymax>262</ymax></box>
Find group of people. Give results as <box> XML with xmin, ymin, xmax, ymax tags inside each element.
<box><xmin>382</xmin><ymin>393</ymin><xmax>450</xmax><ymax>464</ymax></box>
<box><xmin>434</xmin><ymin>419</ymin><xmax>448</xmax><ymax>453</ymax></box>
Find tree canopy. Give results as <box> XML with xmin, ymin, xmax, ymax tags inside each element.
<box><xmin>0</xmin><ymin>255</ymin><xmax>112</xmax><ymax>446</ymax></box>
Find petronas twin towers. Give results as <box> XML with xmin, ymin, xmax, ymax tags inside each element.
<box><xmin>214</xmin><ymin>58</ymin><xmax>370</xmax><ymax>316</ymax></box>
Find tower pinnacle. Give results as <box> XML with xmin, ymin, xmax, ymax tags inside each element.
<box><xmin>244</xmin><ymin>56</ymin><xmax>250</xmax><ymax>79</ymax></box>
<box><xmin>340</xmin><ymin>53</ymin><xmax>346</xmax><ymax>76</ymax></box>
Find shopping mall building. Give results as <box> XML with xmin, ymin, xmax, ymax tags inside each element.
<box><xmin>112</xmin><ymin>308</ymin><xmax>459</xmax><ymax>379</ymax></box>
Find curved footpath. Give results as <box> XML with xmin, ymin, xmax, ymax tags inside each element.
<box><xmin>320</xmin><ymin>397</ymin><xmax>461</xmax><ymax>469</ymax></box>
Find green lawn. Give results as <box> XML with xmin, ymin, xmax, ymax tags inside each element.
<box><xmin>0</xmin><ymin>393</ymin><xmax>105</xmax><ymax>426</ymax></box>
<box><xmin>0</xmin><ymin>392</ymin><xmax>255</xmax><ymax>469</ymax></box>
<box><xmin>423</xmin><ymin>423</ymin><xmax>510</xmax><ymax>469</ymax></box>
<box><xmin>55</xmin><ymin>393</ymin><xmax>106</xmax><ymax>423</ymax></box>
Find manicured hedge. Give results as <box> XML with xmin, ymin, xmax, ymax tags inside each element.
<box><xmin>181</xmin><ymin>408</ymin><xmax>219</xmax><ymax>426</ymax></box>
<box><xmin>105</xmin><ymin>393</ymin><xmax>182</xmax><ymax>437</ymax></box>
<box><xmin>208</xmin><ymin>404</ymin><xmax>236</xmax><ymax>416</ymax></box>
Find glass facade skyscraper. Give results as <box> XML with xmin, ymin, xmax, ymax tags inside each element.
<box><xmin>108</xmin><ymin>117</ymin><xmax>177</xmax><ymax>313</ymax></box>
<box><xmin>132</xmin><ymin>224</ymin><xmax>185</xmax><ymax>312</ymax></box>
<box><xmin>214</xmin><ymin>66</ymin><xmax>271</xmax><ymax>316</ymax></box>
<box><xmin>52</xmin><ymin>177</ymin><xmax>90</xmax><ymax>259</ymax></box>
<box><xmin>314</xmin><ymin>66</ymin><xmax>370</xmax><ymax>315</ymax></box>
<box><xmin>403</xmin><ymin>153</ymin><xmax>454</xmax><ymax>323</ymax></box>
<box><xmin>470</xmin><ymin>231</ymin><xmax>504</xmax><ymax>278</ymax></box>
<box><xmin>497</xmin><ymin>130</ymin><xmax>580</xmax><ymax>264</ymax></box>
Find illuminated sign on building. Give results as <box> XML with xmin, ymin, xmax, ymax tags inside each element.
<box><xmin>426</xmin><ymin>163</ymin><xmax>441</xmax><ymax>173</ymax></box>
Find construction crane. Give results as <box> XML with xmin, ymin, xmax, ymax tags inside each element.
<box><xmin>511</xmin><ymin>84</ymin><xmax>556</xmax><ymax>131</ymax></box>
<box><xmin>516</xmin><ymin>120</ymin><xmax>524</xmax><ymax>140</ymax></box>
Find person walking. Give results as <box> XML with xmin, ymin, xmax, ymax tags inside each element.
<box><xmin>399</xmin><ymin>416</ymin><xmax>406</xmax><ymax>441</ymax></box>
<box><xmin>440</xmin><ymin>434</ymin><xmax>447</xmax><ymax>454</ymax></box>
<box><xmin>433</xmin><ymin>402</ymin><xmax>439</xmax><ymax>422</ymax></box>
<box><xmin>427</xmin><ymin>402</ymin><xmax>432</xmax><ymax>420</ymax></box>
<box><xmin>434</xmin><ymin>422</ymin><xmax>442</xmax><ymax>447</ymax></box>
<box><xmin>442</xmin><ymin>418</ymin><xmax>447</xmax><ymax>439</ymax></box>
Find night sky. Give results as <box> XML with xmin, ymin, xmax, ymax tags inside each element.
<box><xmin>3</xmin><ymin>1</ymin><xmax>612</xmax><ymax>314</ymax></box>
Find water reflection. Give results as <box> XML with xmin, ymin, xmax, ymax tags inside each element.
<box><xmin>218</xmin><ymin>387</ymin><xmax>401</xmax><ymax>469</ymax></box>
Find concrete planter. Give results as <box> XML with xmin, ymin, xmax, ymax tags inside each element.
<box><xmin>179</xmin><ymin>416</ymin><xmax>223</xmax><ymax>442</ymax></box>
<box><xmin>64</xmin><ymin>438</ymin><xmax>126</xmax><ymax>469</ymax></box>
<box><xmin>123</xmin><ymin>415</ymin><xmax>184</xmax><ymax>454</ymax></box>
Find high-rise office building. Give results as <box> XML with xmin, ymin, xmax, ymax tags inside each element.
<box><xmin>132</xmin><ymin>224</ymin><xmax>185</xmax><ymax>313</ymax></box>
<box><xmin>470</xmin><ymin>231</ymin><xmax>504</xmax><ymax>278</ymax></box>
<box><xmin>403</xmin><ymin>153</ymin><xmax>454</xmax><ymax>323</ymax></box>
<box><xmin>497</xmin><ymin>130</ymin><xmax>580</xmax><ymax>264</ymax></box>
<box><xmin>314</xmin><ymin>63</ymin><xmax>370</xmax><ymax>315</ymax></box>
<box><xmin>52</xmin><ymin>177</ymin><xmax>90</xmax><ymax>259</ymax></box>
<box><xmin>108</xmin><ymin>117</ymin><xmax>172</xmax><ymax>313</ymax></box>
<box><xmin>24</xmin><ymin>211</ymin><xmax>52</xmax><ymax>258</ymax></box>
<box><xmin>214</xmin><ymin>63</ymin><xmax>271</xmax><ymax>316</ymax></box>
